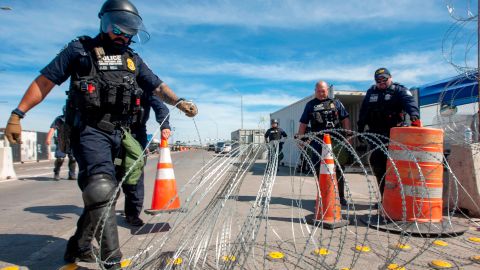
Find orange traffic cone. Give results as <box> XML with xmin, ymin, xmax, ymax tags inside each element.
<box><xmin>307</xmin><ymin>134</ymin><xmax>348</xmax><ymax>229</ymax></box>
<box><xmin>145</xmin><ymin>136</ymin><xmax>182</xmax><ymax>215</ymax></box>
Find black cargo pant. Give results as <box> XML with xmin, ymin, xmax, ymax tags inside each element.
<box><xmin>67</xmin><ymin>125</ymin><xmax>123</xmax><ymax>264</ymax></box>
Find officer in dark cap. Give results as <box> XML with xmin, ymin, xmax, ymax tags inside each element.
<box><xmin>297</xmin><ymin>80</ymin><xmax>351</xmax><ymax>206</ymax></box>
<box><xmin>264</xmin><ymin>119</ymin><xmax>288</xmax><ymax>162</ymax></box>
<box><xmin>357</xmin><ymin>68</ymin><xmax>421</xmax><ymax>205</ymax></box>
<box><xmin>4</xmin><ymin>0</ymin><xmax>197</xmax><ymax>268</ymax></box>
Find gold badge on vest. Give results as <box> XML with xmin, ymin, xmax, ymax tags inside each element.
<box><xmin>126</xmin><ymin>58</ymin><xmax>136</xmax><ymax>71</ymax></box>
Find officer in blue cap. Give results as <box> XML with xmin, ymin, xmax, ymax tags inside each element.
<box><xmin>4</xmin><ymin>1</ymin><xmax>197</xmax><ymax>268</ymax></box>
<box><xmin>358</xmin><ymin>68</ymin><xmax>421</xmax><ymax>205</ymax></box>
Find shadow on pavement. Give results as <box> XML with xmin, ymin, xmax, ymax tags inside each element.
<box><xmin>117</xmin><ymin>218</ymin><xmax>171</xmax><ymax>235</ymax></box>
<box><xmin>0</xmin><ymin>233</ymin><xmax>67</xmax><ymax>269</ymax></box>
<box><xmin>234</xmin><ymin>195</ymin><xmax>315</xmax><ymax>210</ymax></box>
<box><xmin>24</xmin><ymin>205</ymin><xmax>83</xmax><ymax>220</ymax></box>
<box><xmin>18</xmin><ymin>176</ymin><xmax>56</xmax><ymax>181</ymax></box>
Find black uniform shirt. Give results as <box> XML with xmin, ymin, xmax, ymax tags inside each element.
<box><xmin>300</xmin><ymin>98</ymin><xmax>349</xmax><ymax>132</ymax></box>
<box><xmin>40</xmin><ymin>35</ymin><xmax>163</xmax><ymax>97</ymax></box>
<box><xmin>358</xmin><ymin>83</ymin><xmax>420</xmax><ymax>134</ymax></box>
<box><xmin>50</xmin><ymin>115</ymin><xmax>65</xmax><ymax>145</ymax></box>
<box><xmin>264</xmin><ymin>127</ymin><xmax>287</xmax><ymax>142</ymax></box>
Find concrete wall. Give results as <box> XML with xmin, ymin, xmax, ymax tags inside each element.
<box><xmin>447</xmin><ymin>143</ymin><xmax>480</xmax><ymax>217</ymax></box>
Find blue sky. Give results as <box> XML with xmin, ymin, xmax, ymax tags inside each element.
<box><xmin>0</xmin><ymin>0</ymin><xmax>476</xmax><ymax>142</ymax></box>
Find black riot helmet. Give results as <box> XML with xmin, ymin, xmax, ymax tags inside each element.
<box><xmin>271</xmin><ymin>119</ymin><xmax>279</xmax><ymax>126</ymax></box>
<box><xmin>98</xmin><ymin>0</ymin><xmax>150</xmax><ymax>44</ymax></box>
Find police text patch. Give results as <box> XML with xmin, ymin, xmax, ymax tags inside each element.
<box><xmin>98</xmin><ymin>55</ymin><xmax>124</xmax><ymax>71</ymax></box>
<box><xmin>369</xmin><ymin>94</ymin><xmax>378</xmax><ymax>102</ymax></box>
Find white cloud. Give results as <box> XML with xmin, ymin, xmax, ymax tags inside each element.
<box><xmin>139</xmin><ymin>0</ymin><xmax>448</xmax><ymax>29</ymax></box>
<box><xmin>162</xmin><ymin>50</ymin><xmax>457</xmax><ymax>85</ymax></box>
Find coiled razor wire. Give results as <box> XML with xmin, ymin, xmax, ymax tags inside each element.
<box><xmin>84</xmin><ymin>121</ymin><xmax>480</xmax><ymax>269</ymax></box>
<box><xmin>84</xmin><ymin>2</ymin><xmax>480</xmax><ymax>266</ymax></box>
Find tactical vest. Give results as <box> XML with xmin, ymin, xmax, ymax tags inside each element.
<box><xmin>267</xmin><ymin>128</ymin><xmax>282</xmax><ymax>141</ymax></box>
<box><xmin>66</xmin><ymin>36</ymin><xmax>143</xmax><ymax>133</ymax></box>
<box><xmin>310</xmin><ymin>99</ymin><xmax>340</xmax><ymax>131</ymax></box>
<box><xmin>364</xmin><ymin>83</ymin><xmax>405</xmax><ymax>132</ymax></box>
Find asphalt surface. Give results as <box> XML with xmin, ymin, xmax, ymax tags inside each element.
<box><xmin>1</xmin><ymin>149</ymin><xmax>480</xmax><ymax>270</ymax></box>
<box><xmin>0</xmin><ymin>149</ymin><xmax>203</xmax><ymax>270</ymax></box>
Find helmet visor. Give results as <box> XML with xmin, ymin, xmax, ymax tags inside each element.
<box><xmin>101</xmin><ymin>11</ymin><xmax>150</xmax><ymax>44</ymax></box>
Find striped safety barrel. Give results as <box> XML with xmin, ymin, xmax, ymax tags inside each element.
<box><xmin>383</xmin><ymin>127</ymin><xmax>444</xmax><ymax>223</ymax></box>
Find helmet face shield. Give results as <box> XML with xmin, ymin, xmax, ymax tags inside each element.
<box><xmin>101</xmin><ymin>11</ymin><xmax>150</xmax><ymax>44</ymax></box>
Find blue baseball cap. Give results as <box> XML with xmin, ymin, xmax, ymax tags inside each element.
<box><xmin>374</xmin><ymin>68</ymin><xmax>391</xmax><ymax>79</ymax></box>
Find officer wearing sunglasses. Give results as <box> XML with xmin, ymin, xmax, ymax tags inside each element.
<box><xmin>357</xmin><ymin>68</ymin><xmax>421</xmax><ymax>206</ymax></box>
<box><xmin>4</xmin><ymin>0</ymin><xmax>198</xmax><ymax>269</ymax></box>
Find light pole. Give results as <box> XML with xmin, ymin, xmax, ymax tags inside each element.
<box><xmin>232</xmin><ymin>88</ymin><xmax>244</xmax><ymax>130</ymax></box>
<box><xmin>241</xmin><ymin>95</ymin><xmax>243</xmax><ymax>130</ymax></box>
<box><xmin>212</xmin><ymin>120</ymin><xmax>219</xmax><ymax>141</ymax></box>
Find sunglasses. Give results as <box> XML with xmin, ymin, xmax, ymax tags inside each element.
<box><xmin>112</xmin><ymin>26</ymin><xmax>134</xmax><ymax>39</ymax></box>
<box><xmin>375</xmin><ymin>77</ymin><xmax>389</xmax><ymax>83</ymax></box>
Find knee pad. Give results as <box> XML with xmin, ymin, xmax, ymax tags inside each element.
<box><xmin>82</xmin><ymin>174</ymin><xmax>118</xmax><ymax>209</ymax></box>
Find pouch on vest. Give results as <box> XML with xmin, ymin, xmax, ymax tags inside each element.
<box><xmin>121</xmin><ymin>128</ymin><xmax>145</xmax><ymax>185</ymax></box>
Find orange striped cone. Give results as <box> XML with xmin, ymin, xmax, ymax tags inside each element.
<box><xmin>145</xmin><ymin>136</ymin><xmax>182</xmax><ymax>215</ymax></box>
<box><xmin>307</xmin><ymin>134</ymin><xmax>348</xmax><ymax>229</ymax></box>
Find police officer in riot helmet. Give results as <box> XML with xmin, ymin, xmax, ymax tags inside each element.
<box><xmin>357</xmin><ymin>68</ymin><xmax>421</xmax><ymax>206</ymax></box>
<box><xmin>265</xmin><ymin>119</ymin><xmax>287</xmax><ymax>143</ymax></box>
<box><xmin>4</xmin><ymin>0</ymin><xmax>197</xmax><ymax>268</ymax></box>
<box><xmin>297</xmin><ymin>81</ymin><xmax>352</xmax><ymax>206</ymax></box>
<box><xmin>265</xmin><ymin>119</ymin><xmax>288</xmax><ymax>163</ymax></box>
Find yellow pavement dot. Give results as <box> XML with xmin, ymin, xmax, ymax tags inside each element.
<box><xmin>392</xmin><ymin>243</ymin><xmax>412</xmax><ymax>251</ymax></box>
<box><xmin>340</xmin><ymin>268</ymin><xmax>350</xmax><ymax>270</ymax></box>
<box><xmin>470</xmin><ymin>255</ymin><xmax>480</xmax><ymax>264</ymax></box>
<box><xmin>432</xmin><ymin>240</ymin><xmax>448</xmax><ymax>247</ymax></box>
<box><xmin>354</xmin><ymin>245</ymin><xmax>371</xmax><ymax>252</ymax></box>
<box><xmin>120</xmin><ymin>259</ymin><xmax>132</xmax><ymax>268</ymax></box>
<box><xmin>166</xmin><ymin>258</ymin><xmax>183</xmax><ymax>265</ymax></box>
<box><xmin>58</xmin><ymin>264</ymin><xmax>78</xmax><ymax>270</ymax></box>
<box><xmin>468</xmin><ymin>237</ymin><xmax>480</xmax><ymax>243</ymax></box>
<box><xmin>222</xmin><ymin>255</ymin><xmax>236</xmax><ymax>262</ymax></box>
<box><xmin>268</xmin><ymin>251</ymin><xmax>285</xmax><ymax>260</ymax></box>
<box><xmin>387</xmin><ymin>263</ymin><xmax>406</xmax><ymax>270</ymax></box>
<box><xmin>312</xmin><ymin>248</ymin><xmax>330</xmax><ymax>256</ymax></box>
<box><xmin>429</xmin><ymin>260</ymin><xmax>453</xmax><ymax>269</ymax></box>
<box><xmin>0</xmin><ymin>266</ymin><xmax>20</xmax><ymax>270</ymax></box>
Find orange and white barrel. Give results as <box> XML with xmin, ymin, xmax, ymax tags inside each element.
<box><xmin>383</xmin><ymin>127</ymin><xmax>444</xmax><ymax>223</ymax></box>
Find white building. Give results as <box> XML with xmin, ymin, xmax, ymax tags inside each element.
<box><xmin>270</xmin><ymin>90</ymin><xmax>365</xmax><ymax>167</ymax></box>
<box><xmin>231</xmin><ymin>129</ymin><xmax>265</xmax><ymax>144</ymax></box>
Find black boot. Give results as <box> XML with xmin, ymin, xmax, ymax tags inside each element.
<box><xmin>63</xmin><ymin>237</ymin><xmax>96</xmax><ymax>263</ymax></box>
<box><xmin>68</xmin><ymin>157</ymin><xmax>77</xmax><ymax>180</ymax></box>
<box><xmin>53</xmin><ymin>158</ymin><xmax>64</xmax><ymax>180</ymax></box>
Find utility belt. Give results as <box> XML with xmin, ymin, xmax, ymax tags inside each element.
<box><xmin>86</xmin><ymin>113</ymin><xmax>132</xmax><ymax>134</ymax></box>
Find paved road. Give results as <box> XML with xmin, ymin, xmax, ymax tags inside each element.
<box><xmin>0</xmin><ymin>149</ymin><xmax>208</xmax><ymax>270</ymax></box>
<box><xmin>1</xmin><ymin>149</ymin><xmax>479</xmax><ymax>270</ymax></box>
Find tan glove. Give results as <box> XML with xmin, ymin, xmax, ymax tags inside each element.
<box><xmin>176</xmin><ymin>99</ymin><xmax>198</xmax><ymax>117</ymax></box>
<box><xmin>5</xmin><ymin>113</ymin><xmax>22</xmax><ymax>144</ymax></box>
